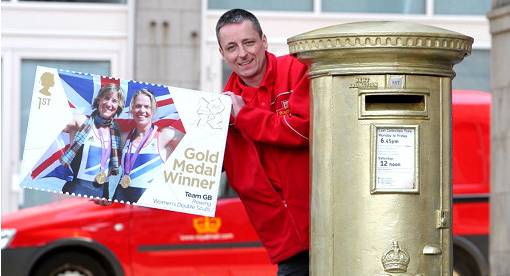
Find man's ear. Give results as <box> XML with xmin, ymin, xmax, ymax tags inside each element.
<box><xmin>219</xmin><ymin>46</ymin><xmax>224</xmax><ymax>58</ymax></box>
<box><xmin>262</xmin><ymin>34</ymin><xmax>268</xmax><ymax>50</ymax></box>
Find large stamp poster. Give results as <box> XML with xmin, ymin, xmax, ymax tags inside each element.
<box><xmin>19</xmin><ymin>66</ymin><xmax>231</xmax><ymax>216</ymax></box>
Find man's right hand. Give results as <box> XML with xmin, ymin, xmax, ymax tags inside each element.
<box><xmin>223</xmin><ymin>91</ymin><xmax>245</xmax><ymax>119</ymax></box>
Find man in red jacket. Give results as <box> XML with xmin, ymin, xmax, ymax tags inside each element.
<box><xmin>216</xmin><ymin>9</ymin><xmax>310</xmax><ymax>276</ymax></box>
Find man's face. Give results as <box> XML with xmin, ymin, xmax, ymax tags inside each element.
<box><xmin>218</xmin><ymin>20</ymin><xmax>268</xmax><ymax>87</ymax></box>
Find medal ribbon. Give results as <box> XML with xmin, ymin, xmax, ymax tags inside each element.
<box><xmin>123</xmin><ymin>126</ymin><xmax>154</xmax><ymax>176</ymax></box>
<box><xmin>97</xmin><ymin>127</ymin><xmax>111</xmax><ymax>173</ymax></box>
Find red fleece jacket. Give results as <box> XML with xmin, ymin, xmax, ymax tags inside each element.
<box><xmin>223</xmin><ymin>52</ymin><xmax>310</xmax><ymax>263</ymax></box>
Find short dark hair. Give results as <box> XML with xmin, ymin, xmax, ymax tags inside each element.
<box><xmin>92</xmin><ymin>83</ymin><xmax>125</xmax><ymax>117</ymax></box>
<box><xmin>215</xmin><ymin>9</ymin><xmax>263</xmax><ymax>45</ymax></box>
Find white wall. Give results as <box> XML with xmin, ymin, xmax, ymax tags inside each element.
<box><xmin>1</xmin><ymin>1</ymin><xmax>134</xmax><ymax>214</ymax></box>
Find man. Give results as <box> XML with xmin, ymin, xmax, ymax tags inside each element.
<box><xmin>217</xmin><ymin>9</ymin><xmax>310</xmax><ymax>276</ymax></box>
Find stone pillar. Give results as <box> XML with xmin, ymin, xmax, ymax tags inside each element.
<box><xmin>134</xmin><ymin>0</ymin><xmax>201</xmax><ymax>89</ymax></box>
<box><xmin>487</xmin><ymin>1</ymin><xmax>510</xmax><ymax>274</ymax></box>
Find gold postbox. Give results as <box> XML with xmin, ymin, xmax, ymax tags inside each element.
<box><xmin>288</xmin><ymin>22</ymin><xmax>473</xmax><ymax>275</ymax></box>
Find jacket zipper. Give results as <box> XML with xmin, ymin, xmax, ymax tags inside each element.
<box><xmin>282</xmin><ymin>199</ymin><xmax>306</xmax><ymax>250</ymax></box>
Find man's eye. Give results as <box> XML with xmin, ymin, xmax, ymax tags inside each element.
<box><xmin>245</xmin><ymin>41</ymin><xmax>255</xmax><ymax>46</ymax></box>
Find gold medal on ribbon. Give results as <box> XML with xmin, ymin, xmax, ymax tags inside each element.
<box><xmin>95</xmin><ymin>171</ymin><xmax>107</xmax><ymax>184</ymax></box>
<box><xmin>120</xmin><ymin>175</ymin><xmax>131</xmax><ymax>188</ymax></box>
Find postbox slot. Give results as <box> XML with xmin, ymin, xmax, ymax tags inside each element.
<box><xmin>359</xmin><ymin>90</ymin><xmax>429</xmax><ymax>119</ymax></box>
<box><xmin>365</xmin><ymin>94</ymin><xmax>425</xmax><ymax>111</ymax></box>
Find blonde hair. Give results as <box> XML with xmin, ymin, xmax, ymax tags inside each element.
<box><xmin>92</xmin><ymin>83</ymin><xmax>126</xmax><ymax>117</ymax></box>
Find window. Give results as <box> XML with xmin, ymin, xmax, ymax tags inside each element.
<box><xmin>20</xmin><ymin>59</ymin><xmax>110</xmax><ymax>208</ymax></box>
<box><xmin>434</xmin><ymin>0</ymin><xmax>491</xmax><ymax>15</ymax></box>
<box><xmin>208</xmin><ymin>0</ymin><xmax>313</xmax><ymax>12</ymax></box>
<box><xmin>322</xmin><ymin>0</ymin><xmax>425</xmax><ymax>14</ymax></box>
<box><xmin>452</xmin><ymin>49</ymin><xmax>491</xmax><ymax>92</ymax></box>
<box><xmin>207</xmin><ymin>0</ymin><xmax>492</xmax><ymax>15</ymax></box>
<box><xmin>18</xmin><ymin>0</ymin><xmax>126</xmax><ymax>3</ymax></box>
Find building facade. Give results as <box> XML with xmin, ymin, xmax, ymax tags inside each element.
<box><xmin>1</xmin><ymin>0</ymin><xmax>492</xmax><ymax>213</ymax></box>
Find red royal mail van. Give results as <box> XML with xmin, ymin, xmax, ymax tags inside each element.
<box><xmin>1</xmin><ymin>90</ymin><xmax>490</xmax><ymax>276</ymax></box>
<box><xmin>452</xmin><ymin>90</ymin><xmax>491</xmax><ymax>276</ymax></box>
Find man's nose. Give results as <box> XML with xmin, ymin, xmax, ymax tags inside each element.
<box><xmin>238</xmin><ymin>45</ymin><xmax>248</xmax><ymax>57</ymax></box>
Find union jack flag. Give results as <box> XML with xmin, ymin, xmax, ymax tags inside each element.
<box><xmin>116</xmin><ymin>79</ymin><xmax>184</xmax><ymax>133</ymax></box>
<box><xmin>30</xmin><ymin>133</ymin><xmax>72</xmax><ymax>181</ymax></box>
<box><xmin>29</xmin><ymin>69</ymin><xmax>184</xmax><ymax>182</ymax></box>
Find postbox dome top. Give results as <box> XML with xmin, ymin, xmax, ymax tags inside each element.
<box><xmin>287</xmin><ymin>21</ymin><xmax>473</xmax><ymax>77</ymax></box>
<box><xmin>288</xmin><ymin>21</ymin><xmax>472</xmax><ymax>56</ymax></box>
<box><xmin>288</xmin><ymin>21</ymin><xmax>470</xmax><ymax>41</ymax></box>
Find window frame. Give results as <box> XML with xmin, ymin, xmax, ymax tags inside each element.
<box><xmin>205</xmin><ymin>0</ymin><xmax>490</xmax><ymax>16</ymax></box>
<box><xmin>1</xmin><ymin>1</ymin><xmax>134</xmax><ymax>213</ymax></box>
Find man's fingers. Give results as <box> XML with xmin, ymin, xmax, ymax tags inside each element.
<box><xmin>222</xmin><ymin>92</ymin><xmax>245</xmax><ymax>118</ymax></box>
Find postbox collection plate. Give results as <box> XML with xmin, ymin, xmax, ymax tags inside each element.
<box><xmin>371</xmin><ymin>124</ymin><xmax>420</xmax><ymax>194</ymax></box>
